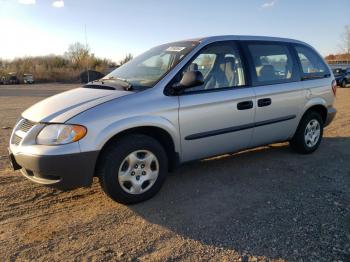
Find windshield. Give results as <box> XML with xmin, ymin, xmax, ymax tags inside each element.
<box><xmin>104</xmin><ymin>41</ymin><xmax>199</xmax><ymax>88</ymax></box>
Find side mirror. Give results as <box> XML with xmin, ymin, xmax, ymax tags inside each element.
<box><xmin>174</xmin><ymin>71</ymin><xmax>204</xmax><ymax>90</ymax></box>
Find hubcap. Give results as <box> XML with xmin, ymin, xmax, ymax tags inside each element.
<box><xmin>118</xmin><ymin>150</ymin><xmax>159</xmax><ymax>195</ymax></box>
<box><xmin>304</xmin><ymin>119</ymin><xmax>321</xmax><ymax>148</ymax></box>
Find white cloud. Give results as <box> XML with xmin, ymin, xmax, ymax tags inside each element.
<box><xmin>18</xmin><ymin>0</ymin><xmax>36</xmax><ymax>5</ymax></box>
<box><xmin>52</xmin><ymin>0</ymin><xmax>64</xmax><ymax>8</ymax></box>
<box><xmin>261</xmin><ymin>0</ymin><xmax>277</xmax><ymax>8</ymax></box>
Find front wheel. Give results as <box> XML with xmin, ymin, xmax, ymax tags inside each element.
<box><xmin>97</xmin><ymin>134</ymin><xmax>168</xmax><ymax>204</ymax></box>
<box><xmin>290</xmin><ymin>111</ymin><xmax>323</xmax><ymax>154</ymax></box>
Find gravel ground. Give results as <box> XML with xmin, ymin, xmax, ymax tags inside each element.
<box><xmin>0</xmin><ymin>83</ymin><xmax>349</xmax><ymax>261</ymax></box>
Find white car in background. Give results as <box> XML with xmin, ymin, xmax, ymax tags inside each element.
<box><xmin>23</xmin><ymin>74</ymin><xmax>34</xmax><ymax>84</ymax></box>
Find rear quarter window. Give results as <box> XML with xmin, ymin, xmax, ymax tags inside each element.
<box><xmin>294</xmin><ymin>45</ymin><xmax>330</xmax><ymax>79</ymax></box>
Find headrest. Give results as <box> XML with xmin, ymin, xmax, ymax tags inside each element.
<box><xmin>188</xmin><ymin>63</ymin><xmax>198</xmax><ymax>71</ymax></box>
<box><xmin>223</xmin><ymin>57</ymin><xmax>236</xmax><ymax>65</ymax></box>
<box><xmin>220</xmin><ymin>57</ymin><xmax>236</xmax><ymax>72</ymax></box>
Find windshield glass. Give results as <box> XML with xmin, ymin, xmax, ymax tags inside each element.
<box><xmin>104</xmin><ymin>41</ymin><xmax>199</xmax><ymax>88</ymax></box>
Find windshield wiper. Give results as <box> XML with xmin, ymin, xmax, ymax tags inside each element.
<box><xmin>83</xmin><ymin>84</ymin><xmax>116</xmax><ymax>90</ymax></box>
<box><xmin>101</xmin><ymin>76</ymin><xmax>133</xmax><ymax>91</ymax></box>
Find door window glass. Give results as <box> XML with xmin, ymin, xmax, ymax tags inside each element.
<box><xmin>178</xmin><ymin>42</ymin><xmax>246</xmax><ymax>92</ymax></box>
<box><xmin>247</xmin><ymin>44</ymin><xmax>295</xmax><ymax>83</ymax></box>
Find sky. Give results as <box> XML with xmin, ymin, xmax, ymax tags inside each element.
<box><xmin>0</xmin><ymin>0</ymin><xmax>349</xmax><ymax>62</ymax></box>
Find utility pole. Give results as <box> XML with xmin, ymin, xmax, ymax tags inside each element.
<box><xmin>84</xmin><ymin>24</ymin><xmax>90</xmax><ymax>83</ymax></box>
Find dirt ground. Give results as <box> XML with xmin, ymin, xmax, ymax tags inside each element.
<box><xmin>0</xmin><ymin>83</ymin><xmax>349</xmax><ymax>261</ymax></box>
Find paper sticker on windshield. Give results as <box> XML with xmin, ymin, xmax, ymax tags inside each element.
<box><xmin>166</xmin><ymin>46</ymin><xmax>186</xmax><ymax>52</ymax></box>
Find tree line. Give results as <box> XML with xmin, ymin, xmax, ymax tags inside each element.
<box><xmin>1</xmin><ymin>24</ymin><xmax>349</xmax><ymax>83</ymax></box>
<box><xmin>325</xmin><ymin>25</ymin><xmax>350</xmax><ymax>61</ymax></box>
<box><xmin>0</xmin><ymin>42</ymin><xmax>133</xmax><ymax>83</ymax></box>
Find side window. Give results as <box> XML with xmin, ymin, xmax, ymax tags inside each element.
<box><xmin>178</xmin><ymin>42</ymin><xmax>246</xmax><ymax>92</ymax></box>
<box><xmin>247</xmin><ymin>43</ymin><xmax>295</xmax><ymax>84</ymax></box>
<box><xmin>294</xmin><ymin>46</ymin><xmax>329</xmax><ymax>77</ymax></box>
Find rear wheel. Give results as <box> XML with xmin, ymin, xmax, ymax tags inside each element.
<box><xmin>97</xmin><ymin>134</ymin><xmax>168</xmax><ymax>204</ymax></box>
<box><xmin>290</xmin><ymin>111</ymin><xmax>323</xmax><ymax>154</ymax></box>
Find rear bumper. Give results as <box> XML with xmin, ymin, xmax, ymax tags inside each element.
<box><xmin>9</xmin><ymin>149</ymin><xmax>99</xmax><ymax>190</ymax></box>
<box><xmin>325</xmin><ymin>107</ymin><xmax>336</xmax><ymax>127</ymax></box>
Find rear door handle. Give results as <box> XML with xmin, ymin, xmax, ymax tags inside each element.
<box><xmin>237</xmin><ymin>101</ymin><xmax>253</xmax><ymax>110</ymax></box>
<box><xmin>257</xmin><ymin>98</ymin><xmax>271</xmax><ymax>107</ymax></box>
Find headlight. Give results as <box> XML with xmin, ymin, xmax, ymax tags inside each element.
<box><xmin>36</xmin><ymin>124</ymin><xmax>87</xmax><ymax>145</ymax></box>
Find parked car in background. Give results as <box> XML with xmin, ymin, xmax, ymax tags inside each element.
<box><xmin>9</xmin><ymin>35</ymin><xmax>337</xmax><ymax>204</ymax></box>
<box><xmin>0</xmin><ymin>76</ymin><xmax>5</xmax><ymax>85</ymax></box>
<box><xmin>333</xmin><ymin>67</ymin><xmax>350</xmax><ymax>87</ymax></box>
<box><xmin>8</xmin><ymin>75</ymin><xmax>19</xmax><ymax>85</ymax></box>
<box><xmin>23</xmin><ymin>74</ymin><xmax>34</xmax><ymax>84</ymax></box>
<box><xmin>1</xmin><ymin>75</ymin><xmax>10</xmax><ymax>85</ymax></box>
<box><xmin>80</xmin><ymin>70</ymin><xmax>104</xmax><ymax>83</ymax></box>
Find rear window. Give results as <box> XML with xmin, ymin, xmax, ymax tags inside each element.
<box><xmin>247</xmin><ymin>43</ymin><xmax>296</xmax><ymax>84</ymax></box>
<box><xmin>294</xmin><ymin>45</ymin><xmax>329</xmax><ymax>79</ymax></box>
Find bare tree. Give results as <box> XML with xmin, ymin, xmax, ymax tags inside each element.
<box><xmin>65</xmin><ymin>42</ymin><xmax>91</xmax><ymax>69</ymax></box>
<box><xmin>339</xmin><ymin>25</ymin><xmax>350</xmax><ymax>55</ymax></box>
<box><xmin>119</xmin><ymin>53</ymin><xmax>133</xmax><ymax>66</ymax></box>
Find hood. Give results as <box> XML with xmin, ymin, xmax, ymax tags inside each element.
<box><xmin>22</xmin><ymin>87</ymin><xmax>133</xmax><ymax>123</ymax></box>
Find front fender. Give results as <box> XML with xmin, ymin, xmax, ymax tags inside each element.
<box><xmin>82</xmin><ymin>115</ymin><xmax>180</xmax><ymax>153</ymax></box>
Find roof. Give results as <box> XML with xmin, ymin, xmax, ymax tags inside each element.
<box><xmin>184</xmin><ymin>35</ymin><xmax>308</xmax><ymax>45</ymax></box>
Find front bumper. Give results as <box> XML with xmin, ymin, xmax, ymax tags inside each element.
<box><xmin>325</xmin><ymin>107</ymin><xmax>336</xmax><ymax>127</ymax></box>
<box><xmin>8</xmin><ymin>149</ymin><xmax>99</xmax><ymax>190</ymax></box>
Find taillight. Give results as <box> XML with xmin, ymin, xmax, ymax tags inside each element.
<box><xmin>332</xmin><ymin>80</ymin><xmax>337</xmax><ymax>96</ymax></box>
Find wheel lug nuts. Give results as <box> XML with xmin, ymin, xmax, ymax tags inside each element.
<box><xmin>131</xmin><ymin>171</ymin><xmax>135</xmax><ymax>176</ymax></box>
<box><xmin>142</xmin><ymin>171</ymin><xmax>146</xmax><ymax>175</ymax></box>
<box><xmin>141</xmin><ymin>164</ymin><xmax>145</xmax><ymax>168</ymax></box>
<box><xmin>135</xmin><ymin>164</ymin><xmax>138</xmax><ymax>168</ymax></box>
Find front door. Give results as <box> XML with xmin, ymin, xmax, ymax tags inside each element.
<box><xmin>177</xmin><ymin>41</ymin><xmax>255</xmax><ymax>162</ymax></box>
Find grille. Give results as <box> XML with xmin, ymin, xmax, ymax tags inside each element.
<box><xmin>13</xmin><ymin>135</ymin><xmax>22</xmax><ymax>146</ymax></box>
<box><xmin>11</xmin><ymin>118</ymin><xmax>37</xmax><ymax>146</ymax></box>
<box><xmin>19</xmin><ymin>119</ymin><xmax>36</xmax><ymax>133</ymax></box>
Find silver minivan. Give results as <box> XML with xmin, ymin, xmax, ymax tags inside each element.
<box><xmin>8</xmin><ymin>35</ymin><xmax>337</xmax><ymax>204</ymax></box>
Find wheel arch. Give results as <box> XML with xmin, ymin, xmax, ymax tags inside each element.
<box><xmin>94</xmin><ymin>118</ymin><xmax>180</xmax><ymax>173</ymax></box>
<box><xmin>302</xmin><ymin>100</ymin><xmax>328</xmax><ymax>124</ymax></box>
<box><xmin>291</xmin><ymin>101</ymin><xmax>328</xmax><ymax>139</ymax></box>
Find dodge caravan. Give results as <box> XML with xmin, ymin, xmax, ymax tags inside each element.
<box><xmin>8</xmin><ymin>36</ymin><xmax>337</xmax><ymax>204</ymax></box>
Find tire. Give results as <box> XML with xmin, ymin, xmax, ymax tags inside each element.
<box><xmin>97</xmin><ymin>134</ymin><xmax>168</xmax><ymax>204</ymax></box>
<box><xmin>290</xmin><ymin>111</ymin><xmax>323</xmax><ymax>154</ymax></box>
<box><xmin>341</xmin><ymin>80</ymin><xmax>347</xmax><ymax>88</ymax></box>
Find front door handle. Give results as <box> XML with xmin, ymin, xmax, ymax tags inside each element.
<box><xmin>257</xmin><ymin>98</ymin><xmax>272</xmax><ymax>107</ymax></box>
<box><xmin>237</xmin><ymin>101</ymin><xmax>253</xmax><ymax>110</ymax></box>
